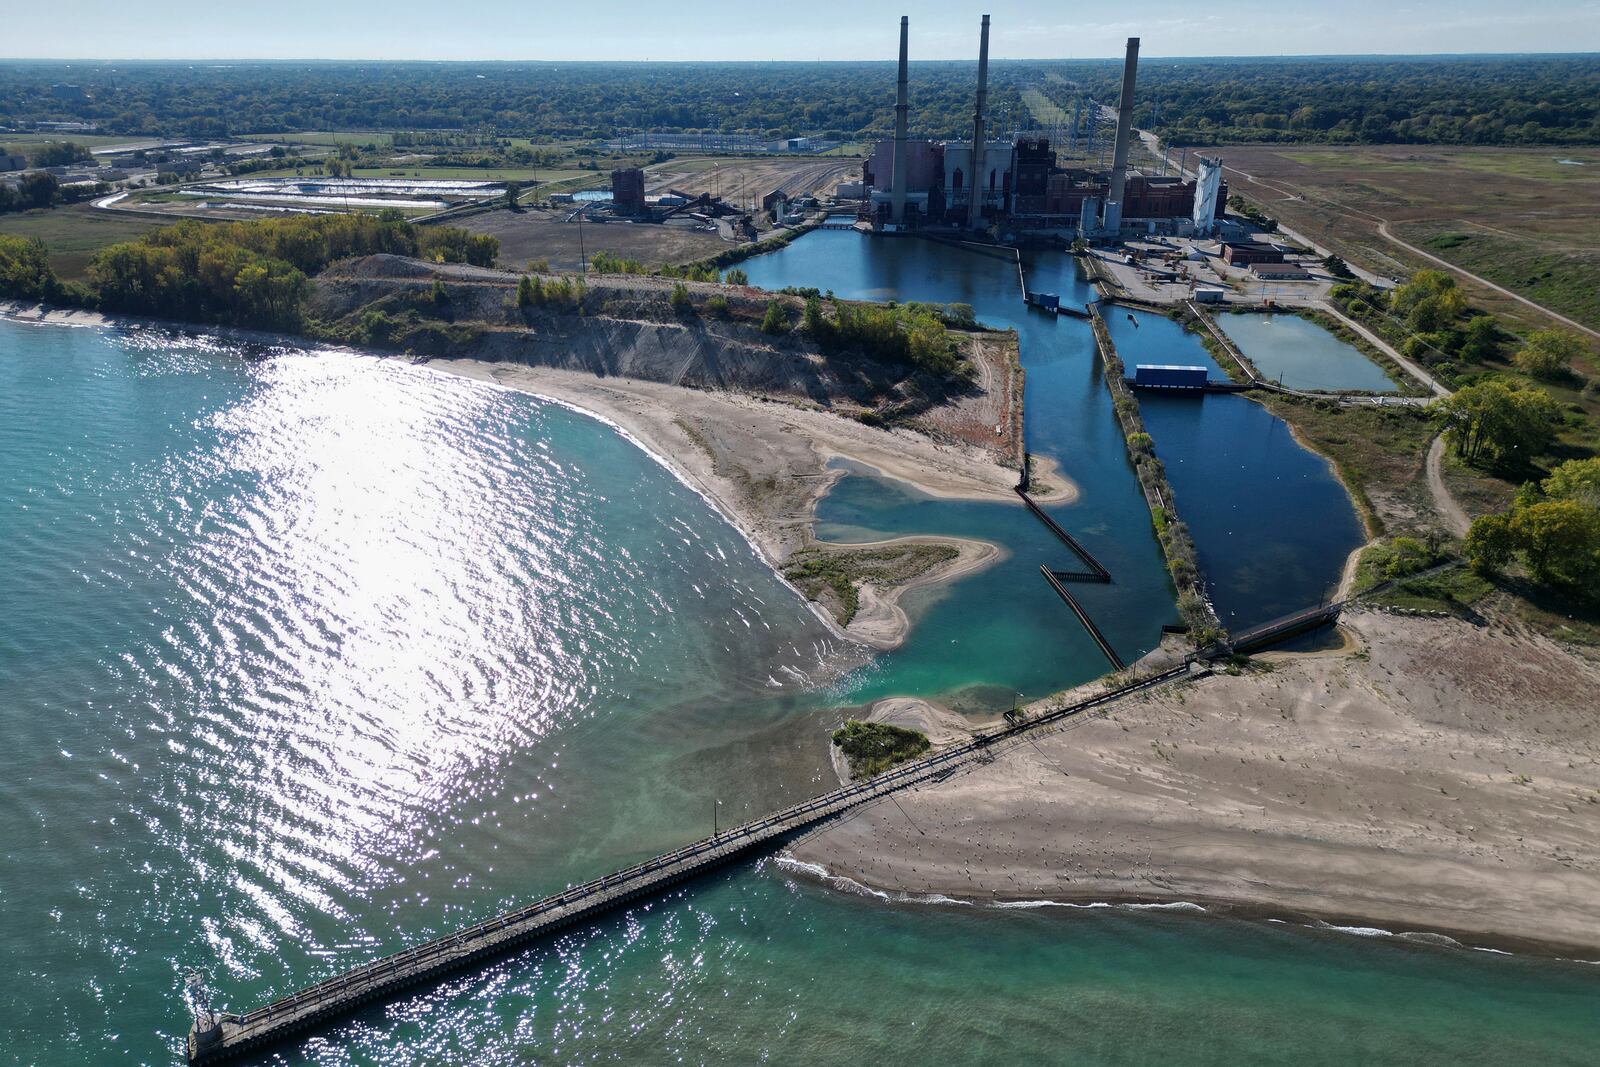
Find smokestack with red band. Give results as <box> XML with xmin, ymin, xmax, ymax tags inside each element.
<box><xmin>1105</xmin><ymin>36</ymin><xmax>1140</xmax><ymax>231</ymax></box>
<box><xmin>968</xmin><ymin>13</ymin><xmax>991</xmax><ymax>230</ymax></box>
<box><xmin>891</xmin><ymin>16</ymin><xmax>909</xmax><ymax>225</ymax></box>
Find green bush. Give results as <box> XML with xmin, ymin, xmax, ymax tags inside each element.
<box><xmin>831</xmin><ymin>720</ymin><xmax>930</xmax><ymax>778</ymax></box>
<box><xmin>0</xmin><ymin>235</ymin><xmax>62</xmax><ymax>302</ymax></box>
<box><xmin>760</xmin><ymin>298</ymin><xmax>788</xmax><ymax>335</ymax></box>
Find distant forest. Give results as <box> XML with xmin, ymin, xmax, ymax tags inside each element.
<box><xmin>3</xmin><ymin>54</ymin><xmax>1597</xmax><ymax>145</ymax></box>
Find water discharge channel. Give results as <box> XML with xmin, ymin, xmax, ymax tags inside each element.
<box><xmin>2</xmin><ymin>231</ymin><xmax>1596</xmax><ymax>1064</ymax></box>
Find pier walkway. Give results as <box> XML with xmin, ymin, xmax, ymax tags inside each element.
<box><xmin>189</xmin><ymin>658</ymin><xmax>1200</xmax><ymax>1064</ymax></box>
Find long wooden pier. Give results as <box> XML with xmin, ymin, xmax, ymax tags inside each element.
<box><xmin>189</xmin><ymin>587</ymin><xmax>1353</xmax><ymax>1063</ymax></box>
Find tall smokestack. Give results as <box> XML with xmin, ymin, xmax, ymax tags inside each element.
<box><xmin>1105</xmin><ymin>36</ymin><xmax>1140</xmax><ymax>230</ymax></box>
<box><xmin>891</xmin><ymin>16</ymin><xmax>909</xmax><ymax>225</ymax></box>
<box><xmin>968</xmin><ymin>13</ymin><xmax>991</xmax><ymax>230</ymax></box>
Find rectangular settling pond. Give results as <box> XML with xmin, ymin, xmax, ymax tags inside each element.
<box><xmin>1220</xmin><ymin>312</ymin><xmax>1400</xmax><ymax>393</ymax></box>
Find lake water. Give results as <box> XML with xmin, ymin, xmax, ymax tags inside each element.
<box><xmin>2</xmin><ymin>272</ymin><xmax>1594</xmax><ymax>1066</ymax></box>
<box><xmin>1219</xmin><ymin>312</ymin><xmax>1400</xmax><ymax>393</ymax></box>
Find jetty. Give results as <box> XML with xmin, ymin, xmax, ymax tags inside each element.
<box><xmin>186</xmin><ymin>586</ymin><xmax>1352</xmax><ymax>1063</ymax></box>
<box><xmin>1040</xmin><ymin>565</ymin><xmax>1127</xmax><ymax>670</ymax></box>
<box><xmin>187</xmin><ymin>656</ymin><xmax>1203</xmax><ymax>1064</ymax></box>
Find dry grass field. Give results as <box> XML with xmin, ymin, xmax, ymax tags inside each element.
<box><xmin>0</xmin><ymin>205</ymin><xmax>169</xmax><ymax>279</ymax></box>
<box><xmin>1207</xmin><ymin>145</ymin><xmax>1600</xmax><ymax>339</ymax></box>
<box><xmin>456</xmin><ymin>208</ymin><xmax>729</xmax><ymax>272</ymax></box>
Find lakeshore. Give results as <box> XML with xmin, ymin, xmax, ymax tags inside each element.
<box><xmin>427</xmin><ymin>358</ymin><xmax>1044</xmax><ymax>649</ymax></box>
<box><xmin>794</xmin><ymin>605</ymin><xmax>1600</xmax><ymax>956</ymax></box>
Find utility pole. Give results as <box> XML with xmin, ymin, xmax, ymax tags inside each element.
<box><xmin>713</xmin><ymin>798</ymin><xmax>720</xmax><ymax>837</ymax></box>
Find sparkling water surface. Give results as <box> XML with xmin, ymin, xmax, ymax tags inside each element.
<box><xmin>3</xmin><ymin>257</ymin><xmax>1595</xmax><ymax>1066</ymax></box>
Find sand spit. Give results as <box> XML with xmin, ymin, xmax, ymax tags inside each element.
<box><xmin>793</xmin><ymin>607</ymin><xmax>1600</xmax><ymax>955</ymax></box>
<box><xmin>424</xmin><ymin>359</ymin><xmax>1052</xmax><ymax>649</ymax></box>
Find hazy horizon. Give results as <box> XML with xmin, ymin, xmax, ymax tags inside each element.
<box><xmin>7</xmin><ymin>51</ymin><xmax>1600</xmax><ymax>64</ymax></box>
<box><xmin>7</xmin><ymin>0</ymin><xmax>1600</xmax><ymax>62</ymax></box>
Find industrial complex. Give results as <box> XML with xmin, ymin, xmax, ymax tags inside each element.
<box><xmin>861</xmin><ymin>20</ymin><xmax>1227</xmax><ymax>240</ymax></box>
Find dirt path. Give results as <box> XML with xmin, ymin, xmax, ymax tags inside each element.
<box><xmin>1376</xmin><ymin>221</ymin><xmax>1600</xmax><ymax>341</ymax></box>
<box><xmin>1213</xmin><ymin>151</ymin><xmax>1599</xmax><ymax>339</ymax></box>
<box><xmin>1427</xmin><ymin>434</ymin><xmax>1471</xmax><ymax>537</ymax></box>
<box><xmin>1317</xmin><ymin>303</ymin><xmax>1450</xmax><ymax>398</ymax></box>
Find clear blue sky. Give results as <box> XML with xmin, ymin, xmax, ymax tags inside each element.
<box><xmin>7</xmin><ymin>0</ymin><xmax>1600</xmax><ymax>60</ymax></box>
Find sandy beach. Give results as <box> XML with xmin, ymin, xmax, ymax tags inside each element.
<box><xmin>426</xmin><ymin>358</ymin><xmax>1057</xmax><ymax>649</ymax></box>
<box><xmin>792</xmin><ymin>606</ymin><xmax>1600</xmax><ymax>955</ymax></box>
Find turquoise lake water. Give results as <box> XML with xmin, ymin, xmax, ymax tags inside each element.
<box><xmin>1219</xmin><ymin>312</ymin><xmax>1400</xmax><ymax>394</ymax></box>
<box><xmin>2</xmin><ymin>252</ymin><xmax>1596</xmax><ymax>1066</ymax></box>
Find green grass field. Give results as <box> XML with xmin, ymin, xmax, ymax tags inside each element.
<box><xmin>239</xmin><ymin>131</ymin><xmax>395</xmax><ymax>147</ymax></box>
<box><xmin>0</xmin><ymin>206</ymin><xmax>169</xmax><ymax>279</ymax></box>
<box><xmin>1404</xmin><ymin>222</ymin><xmax>1600</xmax><ymax>334</ymax></box>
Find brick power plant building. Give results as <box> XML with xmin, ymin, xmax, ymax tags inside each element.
<box><xmin>862</xmin><ymin>22</ymin><xmax>1226</xmax><ymax>238</ymax></box>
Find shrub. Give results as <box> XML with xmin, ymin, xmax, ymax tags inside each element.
<box><xmin>830</xmin><ymin>720</ymin><xmax>930</xmax><ymax>777</ymax></box>
<box><xmin>669</xmin><ymin>281</ymin><xmax>692</xmax><ymax>312</ymax></box>
<box><xmin>1513</xmin><ymin>329</ymin><xmax>1583</xmax><ymax>381</ymax></box>
<box><xmin>760</xmin><ymin>298</ymin><xmax>788</xmax><ymax>335</ymax></box>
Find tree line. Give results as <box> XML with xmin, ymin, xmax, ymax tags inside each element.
<box><xmin>1043</xmin><ymin>55</ymin><xmax>1600</xmax><ymax>146</ymax></box>
<box><xmin>6</xmin><ymin>56</ymin><xmax>1596</xmax><ymax>145</ymax></box>
<box><xmin>0</xmin><ymin>211</ymin><xmax>497</xmax><ymax>330</ymax></box>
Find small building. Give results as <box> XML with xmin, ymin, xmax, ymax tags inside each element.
<box><xmin>1250</xmin><ymin>263</ymin><xmax>1312</xmax><ymax>281</ymax></box>
<box><xmin>835</xmin><ymin>180</ymin><xmax>864</xmax><ymax>199</ymax></box>
<box><xmin>1193</xmin><ymin>286</ymin><xmax>1227</xmax><ymax>304</ymax></box>
<box><xmin>0</xmin><ymin>153</ymin><xmax>27</xmax><ymax>173</ymax></box>
<box><xmin>1221</xmin><ymin>241</ymin><xmax>1285</xmax><ymax>266</ymax></box>
<box><xmin>1133</xmin><ymin>364</ymin><xmax>1209</xmax><ymax>390</ymax></box>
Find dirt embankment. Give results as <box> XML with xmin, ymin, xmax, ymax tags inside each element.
<box><xmin>309</xmin><ymin>255</ymin><xmax>1020</xmax><ymax>462</ymax></box>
